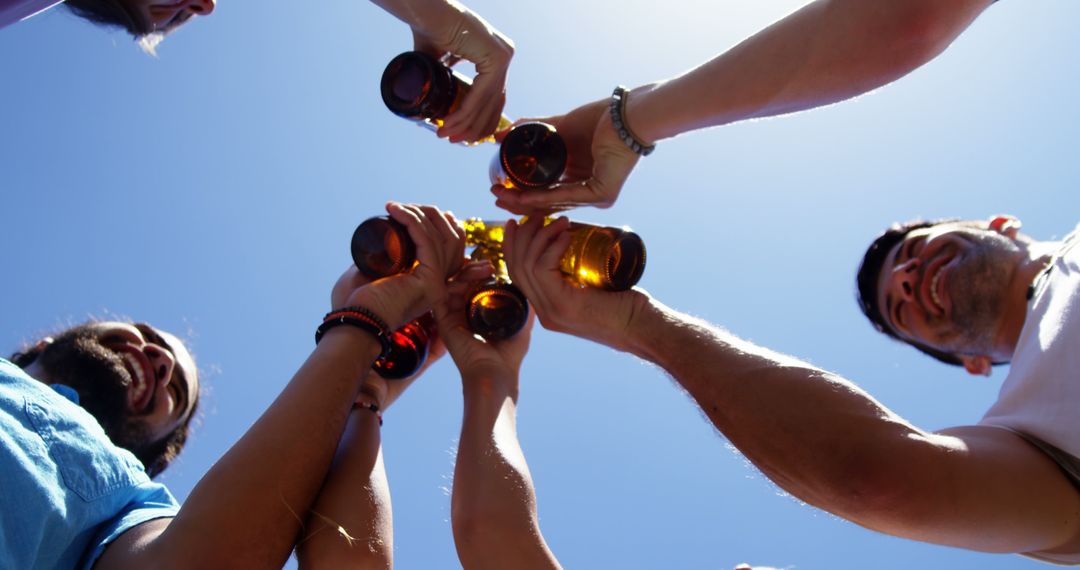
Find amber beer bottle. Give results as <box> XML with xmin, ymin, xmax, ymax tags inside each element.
<box><xmin>465</xmin><ymin>245</ymin><xmax>529</xmax><ymax>341</ymax></box>
<box><xmin>489</xmin><ymin>122</ymin><xmax>567</xmax><ymax>190</ymax></box>
<box><xmin>381</xmin><ymin>51</ymin><xmax>512</xmax><ymax>141</ymax></box>
<box><xmin>462</xmin><ymin>218</ymin><xmax>646</xmax><ymax>292</ymax></box>
<box><xmin>373</xmin><ymin>313</ymin><xmax>435</xmax><ymax>380</ymax></box>
<box><xmin>351</xmin><ymin>216</ymin><xmax>646</xmax><ymax>291</ymax></box>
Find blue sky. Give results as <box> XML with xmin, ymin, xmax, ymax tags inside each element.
<box><xmin>2</xmin><ymin>1</ymin><xmax>1078</xmax><ymax>568</ymax></box>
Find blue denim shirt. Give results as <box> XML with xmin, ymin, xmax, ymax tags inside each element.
<box><xmin>0</xmin><ymin>358</ymin><xmax>179</xmax><ymax>570</ymax></box>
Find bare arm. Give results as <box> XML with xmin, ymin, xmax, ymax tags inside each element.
<box><xmin>494</xmin><ymin>0</ymin><xmax>994</xmax><ymax>214</ymax></box>
<box><xmin>504</xmin><ymin>216</ymin><xmax>1080</xmax><ymax>555</ymax></box>
<box><xmin>96</xmin><ymin>204</ymin><xmax>467</xmax><ymax>569</ymax></box>
<box><xmin>436</xmin><ymin>276</ymin><xmax>560</xmax><ymax>569</ymax></box>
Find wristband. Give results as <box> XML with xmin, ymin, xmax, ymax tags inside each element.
<box><xmin>355</xmin><ymin>400</ymin><xmax>383</xmax><ymax>426</ymax></box>
<box><xmin>315</xmin><ymin>306</ymin><xmax>392</xmax><ymax>357</ymax></box>
<box><xmin>610</xmin><ymin>85</ymin><xmax>656</xmax><ymax>157</ymax></box>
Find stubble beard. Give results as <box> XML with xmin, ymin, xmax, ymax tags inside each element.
<box><xmin>943</xmin><ymin>232</ymin><xmax>1020</xmax><ymax>356</ymax></box>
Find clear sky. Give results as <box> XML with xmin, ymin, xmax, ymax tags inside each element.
<box><xmin>2</xmin><ymin>1</ymin><xmax>1078</xmax><ymax>568</ymax></box>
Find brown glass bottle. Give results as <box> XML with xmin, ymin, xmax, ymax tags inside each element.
<box><xmin>381</xmin><ymin>51</ymin><xmax>512</xmax><ymax>140</ymax></box>
<box><xmin>465</xmin><ymin>245</ymin><xmax>529</xmax><ymax>341</ymax></box>
<box><xmin>351</xmin><ymin>216</ymin><xmax>416</xmax><ymax>280</ymax></box>
<box><xmin>373</xmin><ymin>312</ymin><xmax>435</xmax><ymax>380</ymax></box>
<box><xmin>489</xmin><ymin>122</ymin><xmax>567</xmax><ymax>189</ymax></box>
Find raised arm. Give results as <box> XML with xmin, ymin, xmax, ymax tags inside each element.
<box><xmin>494</xmin><ymin>0</ymin><xmax>993</xmax><ymax>214</ymax></box>
<box><xmin>503</xmin><ymin>216</ymin><xmax>1080</xmax><ymax>556</ymax></box>
<box><xmin>435</xmin><ymin>267</ymin><xmax>561</xmax><ymax>569</ymax></box>
<box><xmin>369</xmin><ymin>0</ymin><xmax>514</xmax><ymax>143</ymax></box>
<box><xmin>96</xmin><ymin>203</ymin><xmax>466</xmax><ymax>569</ymax></box>
<box><xmin>294</xmin><ymin>262</ymin><xmax>492</xmax><ymax>569</ymax></box>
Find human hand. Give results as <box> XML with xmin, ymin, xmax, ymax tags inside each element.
<box><xmin>492</xmin><ymin>98</ymin><xmax>640</xmax><ymax>215</ymax></box>
<box><xmin>503</xmin><ymin>216</ymin><xmax>648</xmax><ymax>352</ymax></box>
<box><xmin>434</xmin><ymin>260</ymin><xmax>534</xmax><ymax>389</ymax></box>
<box><xmin>332</xmin><ymin>202</ymin><xmax>466</xmax><ymax>330</ymax></box>
<box><xmin>411</xmin><ymin>2</ymin><xmax>514</xmax><ymax>144</ymax></box>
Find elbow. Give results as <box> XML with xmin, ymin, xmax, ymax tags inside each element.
<box><xmin>804</xmin><ymin>441</ymin><xmax>943</xmax><ymax>535</ymax></box>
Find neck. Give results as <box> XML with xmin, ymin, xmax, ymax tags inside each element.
<box><xmin>995</xmin><ymin>240</ymin><xmax>1060</xmax><ymax>358</ymax></box>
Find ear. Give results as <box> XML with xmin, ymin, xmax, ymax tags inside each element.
<box><xmin>961</xmin><ymin>355</ymin><xmax>993</xmax><ymax>377</ymax></box>
<box><xmin>988</xmin><ymin>215</ymin><xmax>1022</xmax><ymax>239</ymax></box>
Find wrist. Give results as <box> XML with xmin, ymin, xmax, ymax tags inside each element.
<box><xmin>623</xmin><ymin>82</ymin><xmax>665</xmax><ymax>146</ymax></box>
<box><xmin>461</xmin><ymin>370</ymin><xmax>519</xmax><ymax>402</ymax></box>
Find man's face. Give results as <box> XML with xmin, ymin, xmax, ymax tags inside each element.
<box><xmin>875</xmin><ymin>222</ymin><xmax>1023</xmax><ymax>358</ymax></box>
<box><xmin>120</xmin><ymin>0</ymin><xmax>216</xmax><ymax>33</ymax></box>
<box><xmin>34</xmin><ymin>321</ymin><xmax>199</xmax><ymax>450</ymax></box>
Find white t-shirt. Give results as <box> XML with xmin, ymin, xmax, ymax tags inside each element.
<box><xmin>982</xmin><ymin>226</ymin><xmax>1080</xmax><ymax>454</ymax></box>
<box><xmin>0</xmin><ymin>0</ymin><xmax>65</xmax><ymax>30</ymax></box>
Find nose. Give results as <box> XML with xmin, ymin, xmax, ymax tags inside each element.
<box><xmin>143</xmin><ymin>343</ymin><xmax>177</xmax><ymax>389</ymax></box>
<box><xmin>890</xmin><ymin>257</ymin><xmax>920</xmax><ymax>302</ymax></box>
<box><xmin>186</xmin><ymin>0</ymin><xmax>215</xmax><ymax>15</ymax></box>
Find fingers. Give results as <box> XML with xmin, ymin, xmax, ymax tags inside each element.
<box><xmin>386</xmin><ymin>202</ymin><xmax>466</xmax><ymax>281</ymax></box>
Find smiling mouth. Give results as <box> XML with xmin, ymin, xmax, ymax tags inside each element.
<box><xmin>117</xmin><ymin>352</ymin><xmax>154</xmax><ymax>413</ymax></box>
<box><xmin>929</xmin><ymin>267</ymin><xmax>944</xmax><ymax>312</ymax></box>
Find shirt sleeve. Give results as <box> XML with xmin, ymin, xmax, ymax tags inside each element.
<box><xmin>80</xmin><ymin>481</ymin><xmax>180</xmax><ymax>570</ymax></box>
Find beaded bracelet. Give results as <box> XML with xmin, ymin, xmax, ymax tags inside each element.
<box><xmin>610</xmin><ymin>85</ymin><xmax>656</xmax><ymax>157</ymax></box>
<box><xmin>355</xmin><ymin>400</ymin><xmax>383</xmax><ymax>426</ymax></box>
<box><xmin>315</xmin><ymin>306</ymin><xmax>392</xmax><ymax>357</ymax></box>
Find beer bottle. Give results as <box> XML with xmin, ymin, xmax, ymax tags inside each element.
<box><xmin>489</xmin><ymin>122</ymin><xmax>567</xmax><ymax>189</ymax></box>
<box><xmin>351</xmin><ymin>216</ymin><xmax>416</xmax><ymax>280</ymax></box>
<box><xmin>462</xmin><ymin>218</ymin><xmax>646</xmax><ymax>292</ymax></box>
<box><xmin>380</xmin><ymin>51</ymin><xmax>512</xmax><ymax>142</ymax></box>
<box><xmin>373</xmin><ymin>312</ymin><xmax>435</xmax><ymax>380</ymax></box>
<box><xmin>465</xmin><ymin>245</ymin><xmax>529</xmax><ymax>341</ymax></box>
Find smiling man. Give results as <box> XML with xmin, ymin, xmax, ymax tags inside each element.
<box><xmin>501</xmin><ymin>215</ymin><xmax>1080</xmax><ymax>565</ymax></box>
<box><xmin>10</xmin><ymin>321</ymin><xmax>200</xmax><ymax>477</ymax></box>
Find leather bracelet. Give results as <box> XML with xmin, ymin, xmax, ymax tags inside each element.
<box><xmin>315</xmin><ymin>307</ymin><xmax>392</xmax><ymax>357</ymax></box>
<box><xmin>610</xmin><ymin>85</ymin><xmax>655</xmax><ymax>157</ymax></box>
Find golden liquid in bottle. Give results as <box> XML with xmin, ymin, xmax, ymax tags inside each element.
<box><xmin>466</xmin><ymin>244</ymin><xmax>529</xmax><ymax>340</ymax></box>
<box><xmin>489</xmin><ymin>122</ymin><xmax>567</xmax><ymax>189</ymax></box>
<box><xmin>559</xmin><ymin>223</ymin><xmax>647</xmax><ymax>291</ymax></box>
<box><xmin>462</xmin><ymin>218</ymin><xmax>646</xmax><ymax>291</ymax></box>
<box><xmin>373</xmin><ymin>313</ymin><xmax>434</xmax><ymax>380</ymax></box>
<box><xmin>381</xmin><ymin>51</ymin><xmax>512</xmax><ymax>144</ymax></box>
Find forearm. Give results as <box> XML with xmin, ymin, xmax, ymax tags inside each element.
<box><xmin>452</xmin><ymin>376</ymin><xmax>560</xmax><ymax>570</ymax></box>
<box><xmin>627</xmin><ymin>0</ymin><xmax>993</xmax><ymax>142</ymax></box>
<box><xmin>156</xmin><ymin>328</ymin><xmax>381</xmax><ymax>568</ymax></box>
<box><xmin>624</xmin><ymin>297</ymin><xmax>930</xmax><ymax>522</ymax></box>
<box><xmin>296</xmin><ymin>409</ymin><xmax>392</xmax><ymax>570</ymax></box>
<box><xmin>368</xmin><ymin>0</ymin><xmax>465</xmax><ymax>40</ymax></box>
